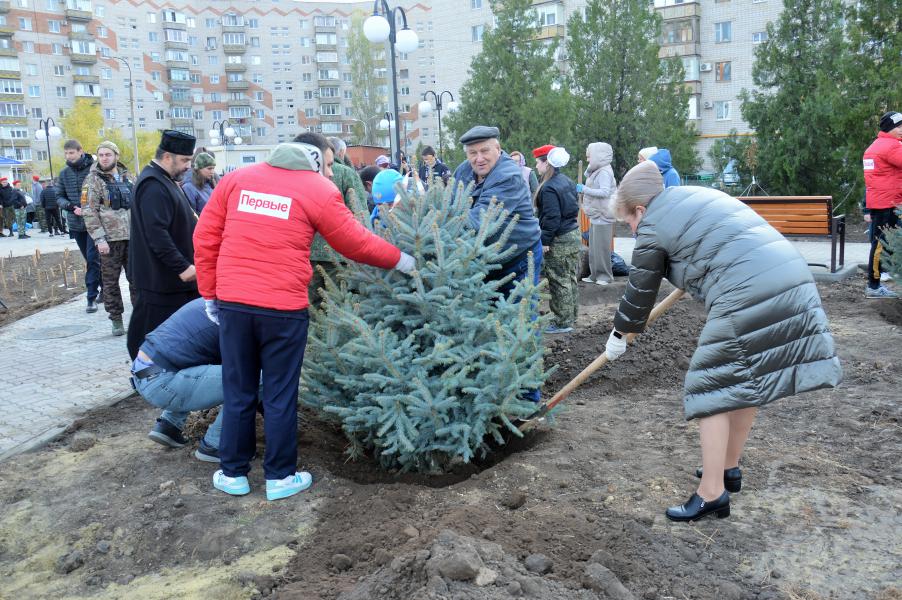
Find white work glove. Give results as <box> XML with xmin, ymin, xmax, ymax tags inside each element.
<box><xmin>394</xmin><ymin>251</ymin><xmax>416</xmax><ymax>275</ymax></box>
<box><xmin>204</xmin><ymin>299</ymin><xmax>220</xmax><ymax>325</ymax></box>
<box><xmin>605</xmin><ymin>330</ymin><xmax>627</xmax><ymax>361</ymax></box>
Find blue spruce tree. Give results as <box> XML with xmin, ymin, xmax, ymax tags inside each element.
<box><xmin>302</xmin><ymin>180</ymin><xmax>550</xmax><ymax>472</ymax></box>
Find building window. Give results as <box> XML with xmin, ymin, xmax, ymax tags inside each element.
<box><xmin>104</xmin><ymin>108</ymin><xmax>115</xmax><ymax>119</ymax></box>
<box><xmin>299</xmin><ymin>19</ymin><xmax>309</xmax><ymax>29</ymax></box>
<box><xmin>254</xmin><ymin>91</ymin><xmax>264</xmax><ymax>101</ymax></box>
<box><xmin>155</xmin><ymin>109</ymin><xmax>165</xmax><ymax>120</ymax></box>
<box><xmin>94</xmin><ymin>5</ymin><xmax>104</xmax><ymax>17</ymax></box>
<box><xmin>210</xmin><ymin>74</ymin><xmax>219</xmax><ymax>84</ymax></box>
<box><xmin>166</xmin><ymin>29</ymin><xmax>188</xmax><ymax>43</ymax></box>
<box><xmin>206</xmin><ymin>37</ymin><xmax>217</xmax><ymax>50</ymax></box>
<box><xmin>714</xmin><ymin>22</ymin><xmax>732</xmax><ymax>43</ymax></box>
<box><xmin>149</xmin><ymin>32</ymin><xmax>159</xmax><ymax>42</ymax></box>
<box><xmin>48</xmin><ymin>20</ymin><xmax>61</xmax><ymax>33</ymax></box>
<box><xmin>101</xmin><ymin>67</ymin><xmax>112</xmax><ymax>79</ymax></box>
<box><xmin>97</xmin><ymin>26</ymin><xmax>107</xmax><ymax>38</ymax></box>
<box><xmin>715</xmin><ymin>100</ymin><xmax>731</xmax><ymax>120</ymax></box>
<box><xmin>147</xmin><ymin>12</ymin><xmax>156</xmax><ymax>23</ymax></box>
<box><xmin>52</xmin><ymin>43</ymin><xmax>63</xmax><ymax>54</ymax></box>
<box><xmin>205</xmin><ymin>18</ymin><xmax>216</xmax><ymax>28</ymax></box>
<box><xmin>471</xmin><ymin>0</ymin><xmax>481</xmax><ymax>8</ymax></box>
<box><xmin>55</xmin><ymin>65</ymin><xmax>66</xmax><ymax>76</ymax></box>
<box><xmin>471</xmin><ymin>25</ymin><xmax>484</xmax><ymax>42</ymax></box>
<box><xmin>56</xmin><ymin>86</ymin><xmax>67</xmax><ymax>98</ymax></box>
<box><xmin>208</xmin><ymin>55</ymin><xmax>219</xmax><ymax>65</ymax></box>
<box><xmin>103</xmin><ymin>88</ymin><xmax>113</xmax><ymax>99</ymax></box>
<box><xmin>26</xmin><ymin>84</ymin><xmax>39</xmax><ymax>97</ymax></box>
<box><xmin>186</xmin><ymin>17</ymin><xmax>195</xmax><ymax>28</ymax></box>
<box><xmin>248</xmin><ymin>18</ymin><xmax>259</xmax><ymax>29</ymax></box>
<box><xmin>24</xmin><ymin>63</ymin><xmax>37</xmax><ymax>76</ymax></box>
<box><xmin>0</xmin><ymin>79</ymin><xmax>22</xmax><ymax>94</ymax></box>
<box><xmin>304</xmin><ymin>108</ymin><xmax>314</xmax><ymax>118</ymax></box>
<box><xmin>752</xmin><ymin>31</ymin><xmax>768</xmax><ymax>44</ymax></box>
<box><xmin>223</xmin><ymin>32</ymin><xmax>246</xmax><ymax>46</ymax></box>
<box><xmin>663</xmin><ymin>20</ymin><xmax>694</xmax><ymax>44</ymax></box>
<box><xmin>250</xmin><ymin>37</ymin><xmax>260</xmax><ymax>48</ymax></box>
<box><xmin>18</xmin><ymin>17</ymin><xmax>32</xmax><ymax>30</ymax></box>
<box><xmin>22</xmin><ymin>41</ymin><xmax>34</xmax><ymax>53</ymax></box>
<box><xmin>715</xmin><ymin>61</ymin><xmax>731</xmax><ymax>82</ymax></box>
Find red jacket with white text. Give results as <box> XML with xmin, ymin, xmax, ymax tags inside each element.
<box><xmin>863</xmin><ymin>132</ymin><xmax>902</xmax><ymax>210</ymax></box>
<box><xmin>193</xmin><ymin>144</ymin><xmax>401</xmax><ymax>311</ymax></box>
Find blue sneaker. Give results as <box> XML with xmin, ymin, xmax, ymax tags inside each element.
<box><xmin>266</xmin><ymin>471</ymin><xmax>313</xmax><ymax>501</ymax></box>
<box><xmin>213</xmin><ymin>470</ymin><xmax>250</xmax><ymax>496</ymax></box>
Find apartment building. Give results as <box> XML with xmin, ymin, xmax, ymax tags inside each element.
<box><xmin>3</xmin><ymin>0</ymin><xmax>439</xmax><ymax>172</ymax></box>
<box><xmin>3</xmin><ymin>0</ymin><xmax>780</xmax><ymax>173</ymax></box>
<box><xmin>432</xmin><ymin>0</ymin><xmax>782</xmax><ymax>170</ymax></box>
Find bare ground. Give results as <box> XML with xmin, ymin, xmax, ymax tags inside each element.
<box><xmin>0</xmin><ymin>275</ymin><xmax>899</xmax><ymax>600</ymax></box>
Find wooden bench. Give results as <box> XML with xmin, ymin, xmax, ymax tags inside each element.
<box><xmin>738</xmin><ymin>196</ymin><xmax>846</xmax><ymax>273</ymax></box>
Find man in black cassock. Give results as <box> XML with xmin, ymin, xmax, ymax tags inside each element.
<box><xmin>127</xmin><ymin>130</ymin><xmax>199</xmax><ymax>359</ymax></box>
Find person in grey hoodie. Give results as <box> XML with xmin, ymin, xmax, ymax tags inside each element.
<box><xmin>576</xmin><ymin>142</ymin><xmax>617</xmax><ymax>285</ymax></box>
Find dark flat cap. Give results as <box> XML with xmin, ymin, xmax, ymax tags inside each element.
<box><xmin>159</xmin><ymin>129</ymin><xmax>196</xmax><ymax>156</ymax></box>
<box><xmin>459</xmin><ymin>125</ymin><xmax>500</xmax><ymax>145</ymax></box>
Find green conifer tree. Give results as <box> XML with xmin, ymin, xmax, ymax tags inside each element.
<box><xmin>444</xmin><ymin>0</ymin><xmax>572</xmax><ymax>157</ymax></box>
<box><xmin>566</xmin><ymin>0</ymin><xmax>698</xmax><ymax>178</ymax></box>
<box><xmin>740</xmin><ymin>0</ymin><xmax>847</xmax><ymax>197</ymax></box>
<box><xmin>302</xmin><ymin>182</ymin><xmax>550</xmax><ymax>472</ymax></box>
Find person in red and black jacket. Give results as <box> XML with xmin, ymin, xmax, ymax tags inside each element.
<box><xmin>863</xmin><ymin>110</ymin><xmax>902</xmax><ymax>299</ymax></box>
<box><xmin>194</xmin><ymin>131</ymin><xmax>415</xmax><ymax>502</ymax></box>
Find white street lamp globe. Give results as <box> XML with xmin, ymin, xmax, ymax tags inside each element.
<box><xmin>363</xmin><ymin>14</ymin><xmax>390</xmax><ymax>43</ymax></box>
<box><xmin>418</xmin><ymin>101</ymin><xmax>433</xmax><ymax>117</ymax></box>
<box><xmin>211</xmin><ymin>137</ymin><xmax>221</xmax><ymax>146</ymax></box>
<box><xmin>446</xmin><ymin>101</ymin><xmax>460</xmax><ymax>113</ymax></box>
<box><xmin>233</xmin><ymin>137</ymin><xmax>243</xmax><ymax>145</ymax></box>
<box><xmin>395</xmin><ymin>28</ymin><xmax>419</xmax><ymax>53</ymax></box>
<box><xmin>208</xmin><ymin>129</ymin><xmax>218</xmax><ymax>139</ymax></box>
<box><xmin>224</xmin><ymin>126</ymin><xmax>236</xmax><ymax>138</ymax></box>
<box><xmin>34</xmin><ymin>130</ymin><xmax>46</xmax><ymax>140</ymax></box>
<box><xmin>49</xmin><ymin>126</ymin><xmax>62</xmax><ymax>137</ymax></box>
<box><xmin>389</xmin><ymin>120</ymin><xmax>396</xmax><ymax>129</ymax></box>
<box><xmin>378</xmin><ymin>118</ymin><xmax>389</xmax><ymax>131</ymax></box>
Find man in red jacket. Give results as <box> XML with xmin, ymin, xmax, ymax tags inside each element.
<box><xmin>863</xmin><ymin>110</ymin><xmax>902</xmax><ymax>299</ymax></box>
<box><xmin>194</xmin><ymin>132</ymin><xmax>414</xmax><ymax>501</ymax></box>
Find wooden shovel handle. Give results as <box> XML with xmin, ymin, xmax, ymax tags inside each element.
<box><xmin>518</xmin><ymin>288</ymin><xmax>685</xmax><ymax>431</ymax></box>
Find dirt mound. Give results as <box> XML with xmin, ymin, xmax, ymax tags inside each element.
<box><xmin>338</xmin><ymin>529</ymin><xmax>600</xmax><ymax>600</ymax></box>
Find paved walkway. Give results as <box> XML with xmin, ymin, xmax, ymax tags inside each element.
<box><xmin>0</xmin><ymin>235</ymin><xmax>874</xmax><ymax>463</ymax></box>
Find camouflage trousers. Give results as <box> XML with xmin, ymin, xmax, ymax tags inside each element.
<box><xmin>1</xmin><ymin>206</ymin><xmax>15</xmax><ymax>235</ymax></box>
<box><xmin>308</xmin><ymin>260</ymin><xmax>343</xmax><ymax>308</ymax></box>
<box><xmin>542</xmin><ymin>229</ymin><xmax>581</xmax><ymax>328</ymax></box>
<box><xmin>13</xmin><ymin>208</ymin><xmax>26</xmax><ymax>236</ymax></box>
<box><xmin>100</xmin><ymin>240</ymin><xmax>135</xmax><ymax>321</ymax></box>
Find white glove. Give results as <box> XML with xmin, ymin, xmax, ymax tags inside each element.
<box><xmin>605</xmin><ymin>330</ymin><xmax>627</xmax><ymax>361</ymax></box>
<box><xmin>204</xmin><ymin>299</ymin><xmax>220</xmax><ymax>325</ymax></box>
<box><xmin>394</xmin><ymin>252</ymin><xmax>416</xmax><ymax>275</ymax></box>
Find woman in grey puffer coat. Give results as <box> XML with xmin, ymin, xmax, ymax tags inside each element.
<box><xmin>578</xmin><ymin>142</ymin><xmax>617</xmax><ymax>285</ymax></box>
<box><xmin>605</xmin><ymin>161</ymin><xmax>842</xmax><ymax>522</ymax></box>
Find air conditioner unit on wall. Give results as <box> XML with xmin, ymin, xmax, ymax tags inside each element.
<box><xmin>703</xmin><ymin>101</ymin><xmax>714</xmax><ymax>109</ymax></box>
<box><xmin>700</xmin><ymin>62</ymin><xmax>713</xmax><ymax>72</ymax></box>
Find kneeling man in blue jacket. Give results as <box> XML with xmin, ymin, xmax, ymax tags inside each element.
<box><xmin>131</xmin><ymin>297</ymin><xmax>224</xmax><ymax>462</ymax></box>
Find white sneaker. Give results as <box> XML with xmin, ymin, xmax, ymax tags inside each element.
<box><xmin>880</xmin><ymin>272</ymin><xmax>893</xmax><ymax>282</ymax></box>
<box><xmin>213</xmin><ymin>470</ymin><xmax>250</xmax><ymax>496</ymax></box>
<box><xmin>581</xmin><ymin>277</ymin><xmax>595</xmax><ymax>284</ymax></box>
<box><xmin>266</xmin><ymin>471</ymin><xmax>313</xmax><ymax>501</ymax></box>
<box><xmin>595</xmin><ymin>279</ymin><xmax>610</xmax><ymax>286</ymax></box>
<box><xmin>865</xmin><ymin>285</ymin><xmax>898</xmax><ymax>299</ymax></box>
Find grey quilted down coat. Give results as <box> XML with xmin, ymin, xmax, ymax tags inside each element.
<box><xmin>613</xmin><ymin>186</ymin><xmax>842</xmax><ymax>420</ymax></box>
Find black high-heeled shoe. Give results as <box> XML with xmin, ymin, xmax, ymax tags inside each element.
<box><xmin>694</xmin><ymin>466</ymin><xmax>742</xmax><ymax>493</ymax></box>
<box><xmin>665</xmin><ymin>490</ymin><xmax>730</xmax><ymax>522</ymax></box>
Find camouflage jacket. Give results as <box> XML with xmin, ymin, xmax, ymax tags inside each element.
<box><xmin>309</xmin><ymin>162</ymin><xmax>368</xmax><ymax>262</ymax></box>
<box><xmin>81</xmin><ymin>161</ymin><xmax>132</xmax><ymax>243</ymax></box>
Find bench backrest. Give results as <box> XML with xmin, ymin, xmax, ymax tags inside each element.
<box><xmin>737</xmin><ymin>196</ymin><xmax>832</xmax><ymax>236</ymax></box>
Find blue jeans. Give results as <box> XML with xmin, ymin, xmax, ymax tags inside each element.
<box><xmin>133</xmin><ymin>363</ymin><xmax>224</xmax><ymax>447</ymax></box>
<box><xmin>72</xmin><ymin>230</ymin><xmax>102</xmax><ymax>302</ymax></box>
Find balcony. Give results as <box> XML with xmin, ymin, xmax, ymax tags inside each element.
<box><xmin>65</xmin><ymin>8</ymin><xmax>93</xmax><ymax>22</ymax></box>
<box><xmin>535</xmin><ymin>24</ymin><xmax>564</xmax><ymax>40</ymax></box>
<box><xmin>222</xmin><ymin>24</ymin><xmax>245</xmax><ymax>34</ymax></box>
<box><xmin>0</xmin><ymin>46</ymin><xmax>16</xmax><ymax>57</ymax></box>
<box><xmin>70</xmin><ymin>51</ymin><xmax>98</xmax><ymax>64</ymax></box>
<box><xmin>655</xmin><ymin>1</ymin><xmax>701</xmax><ymax>20</ymax></box>
<box><xmin>226</xmin><ymin>79</ymin><xmax>248</xmax><ymax>91</ymax></box>
<box><xmin>0</xmin><ymin>116</ymin><xmax>27</xmax><ymax>125</ymax></box>
<box><xmin>223</xmin><ymin>44</ymin><xmax>247</xmax><ymax>55</ymax></box>
<box><xmin>227</xmin><ymin>97</ymin><xmax>250</xmax><ymax>108</ymax></box>
<box><xmin>169</xmin><ymin>96</ymin><xmax>193</xmax><ymax>107</ymax></box>
<box><xmin>162</xmin><ymin>20</ymin><xmax>187</xmax><ymax>30</ymax></box>
<box><xmin>165</xmin><ymin>59</ymin><xmax>188</xmax><ymax>69</ymax></box>
<box><xmin>9</xmin><ymin>138</ymin><xmax>30</xmax><ymax>147</ymax></box>
<box><xmin>224</xmin><ymin>63</ymin><xmax>247</xmax><ymax>73</ymax></box>
<box><xmin>170</xmin><ymin>117</ymin><xmax>193</xmax><ymax>127</ymax></box>
<box><xmin>73</xmin><ymin>73</ymin><xmax>100</xmax><ymax>84</ymax></box>
<box><xmin>314</xmin><ymin>25</ymin><xmax>336</xmax><ymax>33</ymax></box>
<box><xmin>0</xmin><ymin>24</ymin><xmax>15</xmax><ymax>36</ymax></box>
<box><xmin>0</xmin><ymin>91</ymin><xmax>23</xmax><ymax>100</ymax></box>
<box><xmin>164</xmin><ymin>39</ymin><xmax>189</xmax><ymax>51</ymax></box>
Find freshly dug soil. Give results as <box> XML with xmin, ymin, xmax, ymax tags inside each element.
<box><xmin>0</xmin><ymin>275</ymin><xmax>899</xmax><ymax>600</ymax></box>
<box><xmin>0</xmin><ymin>250</ymin><xmax>86</xmax><ymax>326</ymax></box>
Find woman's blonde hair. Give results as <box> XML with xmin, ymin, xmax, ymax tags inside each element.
<box><xmin>614</xmin><ymin>160</ymin><xmax>664</xmax><ymax>220</ymax></box>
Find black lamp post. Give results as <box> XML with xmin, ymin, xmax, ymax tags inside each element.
<box><xmin>209</xmin><ymin>119</ymin><xmax>242</xmax><ymax>173</ymax></box>
<box><xmin>34</xmin><ymin>118</ymin><xmax>62</xmax><ymax>179</ymax></box>
<box><xmin>363</xmin><ymin>0</ymin><xmax>419</xmax><ymax>166</ymax></box>
<box><xmin>419</xmin><ymin>90</ymin><xmax>458</xmax><ymax>160</ymax></box>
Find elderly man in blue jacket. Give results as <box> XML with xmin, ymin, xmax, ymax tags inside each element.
<box><xmin>453</xmin><ymin>125</ymin><xmax>543</xmax><ymax>298</ymax></box>
<box><xmin>453</xmin><ymin>126</ymin><xmax>544</xmax><ymax>402</ymax></box>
